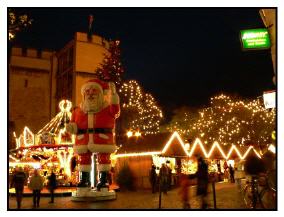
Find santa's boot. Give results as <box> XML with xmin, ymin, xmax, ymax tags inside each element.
<box><xmin>77</xmin><ymin>171</ymin><xmax>90</xmax><ymax>187</ymax></box>
<box><xmin>96</xmin><ymin>171</ymin><xmax>108</xmax><ymax>191</ymax></box>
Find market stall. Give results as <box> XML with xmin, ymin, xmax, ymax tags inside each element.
<box><xmin>115</xmin><ymin>131</ymin><xmax>262</xmax><ymax>189</ymax></box>
<box><xmin>9</xmin><ymin>100</ymin><xmax>78</xmax><ymax>186</ymax></box>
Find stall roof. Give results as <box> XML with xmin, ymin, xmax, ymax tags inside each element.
<box><xmin>115</xmin><ymin>131</ymin><xmax>262</xmax><ymax>160</ymax></box>
<box><xmin>116</xmin><ymin>132</ymin><xmax>174</xmax><ymax>154</ymax></box>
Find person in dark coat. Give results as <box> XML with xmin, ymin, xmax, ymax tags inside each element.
<box><xmin>216</xmin><ymin>160</ymin><xmax>222</xmax><ymax>181</ymax></box>
<box><xmin>47</xmin><ymin>171</ymin><xmax>57</xmax><ymax>203</ymax></box>
<box><xmin>229</xmin><ymin>164</ymin><xmax>235</xmax><ymax>183</ymax></box>
<box><xmin>179</xmin><ymin>173</ymin><xmax>190</xmax><ymax>209</ymax></box>
<box><xmin>159</xmin><ymin>163</ymin><xmax>169</xmax><ymax>194</ymax></box>
<box><xmin>149</xmin><ymin>165</ymin><xmax>157</xmax><ymax>193</ymax></box>
<box><xmin>196</xmin><ymin>156</ymin><xmax>209</xmax><ymax>209</ymax></box>
<box><xmin>166</xmin><ymin>161</ymin><xmax>172</xmax><ymax>190</ymax></box>
<box><xmin>10</xmin><ymin>167</ymin><xmax>27</xmax><ymax>209</ymax></box>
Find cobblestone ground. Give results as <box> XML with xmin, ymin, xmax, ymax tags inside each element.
<box><xmin>8</xmin><ymin>182</ymin><xmax>246</xmax><ymax>210</ymax></box>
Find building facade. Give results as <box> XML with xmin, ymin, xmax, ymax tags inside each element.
<box><xmin>9</xmin><ymin>47</ymin><xmax>55</xmax><ymax>149</ymax></box>
<box><xmin>259</xmin><ymin>9</ymin><xmax>276</xmax><ymax>84</ymax></box>
<box><xmin>55</xmin><ymin>32</ymin><xmax>109</xmax><ymax>109</ymax></box>
<box><xmin>9</xmin><ymin>32</ymin><xmax>109</xmax><ymax>149</ymax></box>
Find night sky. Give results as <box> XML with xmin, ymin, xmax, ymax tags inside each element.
<box><xmin>12</xmin><ymin>8</ymin><xmax>275</xmax><ymax>119</ymax></box>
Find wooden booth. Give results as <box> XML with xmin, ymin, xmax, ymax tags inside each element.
<box><xmin>114</xmin><ymin>132</ymin><xmax>262</xmax><ymax>189</ymax></box>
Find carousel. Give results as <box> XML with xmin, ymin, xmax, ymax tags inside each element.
<box><xmin>9</xmin><ymin>100</ymin><xmax>78</xmax><ymax>187</ymax></box>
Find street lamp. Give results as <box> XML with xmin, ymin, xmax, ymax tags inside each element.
<box><xmin>134</xmin><ymin>131</ymin><xmax>141</xmax><ymax>137</ymax></box>
<box><xmin>127</xmin><ymin>131</ymin><xmax>133</xmax><ymax>138</ymax></box>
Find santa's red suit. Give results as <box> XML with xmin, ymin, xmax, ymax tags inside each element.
<box><xmin>67</xmin><ymin>79</ymin><xmax>120</xmax><ymax>174</ymax></box>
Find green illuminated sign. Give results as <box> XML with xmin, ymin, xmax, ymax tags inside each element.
<box><xmin>240</xmin><ymin>28</ymin><xmax>271</xmax><ymax>50</ymax></box>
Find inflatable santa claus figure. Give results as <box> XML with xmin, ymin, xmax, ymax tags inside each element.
<box><xmin>67</xmin><ymin>79</ymin><xmax>120</xmax><ymax>190</ymax></box>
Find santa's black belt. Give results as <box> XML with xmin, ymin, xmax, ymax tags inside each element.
<box><xmin>77</xmin><ymin>128</ymin><xmax>113</xmax><ymax>134</ymax></box>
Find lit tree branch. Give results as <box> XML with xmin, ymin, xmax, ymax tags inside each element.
<box><xmin>118</xmin><ymin>80</ymin><xmax>163</xmax><ymax>136</ymax></box>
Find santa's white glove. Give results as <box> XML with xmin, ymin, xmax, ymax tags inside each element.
<box><xmin>109</xmin><ymin>82</ymin><xmax>116</xmax><ymax>94</ymax></box>
<box><xmin>109</xmin><ymin>82</ymin><xmax>119</xmax><ymax>104</ymax></box>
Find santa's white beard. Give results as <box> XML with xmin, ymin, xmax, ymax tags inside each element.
<box><xmin>82</xmin><ymin>96</ymin><xmax>103</xmax><ymax>113</ymax></box>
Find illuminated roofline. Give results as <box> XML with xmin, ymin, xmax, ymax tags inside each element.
<box><xmin>16</xmin><ymin>135</ymin><xmax>23</xmax><ymax>149</ymax></box>
<box><xmin>253</xmin><ymin>149</ymin><xmax>262</xmax><ymax>159</ymax></box>
<box><xmin>268</xmin><ymin>144</ymin><xmax>276</xmax><ymax>154</ymax></box>
<box><xmin>114</xmin><ymin>132</ymin><xmax>262</xmax><ymax>160</ymax></box>
<box><xmin>188</xmin><ymin>138</ymin><xmax>208</xmax><ymax>157</ymax></box>
<box><xmin>115</xmin><ymin>151</ymin><xmax>161</xmax><ymax>158</ymax></box>
<box><xmin>207</xmin><ymin>141</ymin><xmax>227</xmax><ymax>159</ymax></box>
<box><xmin>226</xmin><ymin>144</ymin><xmax>243</xmax><ymax>160</ymax></box>
<box><xmin>23</xmin><ymin>126</ymin><xmax>34</xmax><ymax>147</ymax></box>
<box><xmin>242</xmin><ymin>146</ymin><xmax>254</xmax><ymax>159</ymax></box>
<box><xmin>161</xmin><ymin>131</ymin><xmax>189</xmax><ymax>156</ymax></box>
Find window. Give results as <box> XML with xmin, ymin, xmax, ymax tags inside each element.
<box><xmin>22</xmin><ymin>48</ymin><xmax>27</xmax><ymax>57</ymax></box>
<box><xmin>37</xmin><ymin>50</ymin><xmax>42</xmax><ymax>58</ymax></box>
<box><xmin>68</xmin><ymin>47</ymin><xmax>74</xmax><ymax>67</ymax></box>
<box><xmin>24</xmin><ymin>79</ymin><xmax>28</xmax><ymax>88</ymax></box>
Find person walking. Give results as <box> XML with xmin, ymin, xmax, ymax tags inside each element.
<box><xmin>179</xmin><ymin>173</ymin><xmax>190</xmax><ymax>209</ymax></box>
<box><xmin>234</xmin><ymin>165</ymin><xmax>242</xmax><ymax>191</ymax></box>
<box><xmin>149</xmin><ymin>165</ymin><xmax>157</xmax><ymax>193</ymax></box>
<box><xmin>196</xmin><ymin>156</ymin><xmax>209</xmax><ymax>209</ymax></box>
<box><xmin>159</xmin><ymin>163</ymin><xmax>169</xmax><ymax>194</ymax></box>
<box><xmin>216</xmin><ymin>160</ymin><xmax>222</xmax><ymax>181</ymax></box>
<box><xmin>224</xmin><ymin>168</ymin><xmax>229</xmax><ymax>182</ymax></box>
<box><xmin>28</xmin><ymin>169</ymin><xmax>44</xmax><ymax>208</ymax></box>
<box><xmin>229</xmin><ymin>164</ymin><xmax>235</xmax><ymax>183</ymax></box>
<box><xmin>223</xmin><ymin>161</ymin><xmax>229</xmax><ymax>182</ymax></box>
<box><xmin>47</xmin><ymin>171</ymin><xmax>57</xmax><ymax>203</ymax></box>
<box><xmin>166</xmin><ymin>161</ymin><xmax>172</xmax><ymax>190</ymax></box>
<box><xmin>10</xmin><ymin>167</ymin><xmax>27</xmax><ymax>209</ymax></box>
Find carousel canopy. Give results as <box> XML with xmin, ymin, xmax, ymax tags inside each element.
<box><xmin>14</xmin><ymin>100</ymin><xmax>74</xmax><ymax>149</ymax></box>
<box><xmin>37</xmin><ymin>100</ymin><xmax>72</xmax><ymax>136</ymax></box>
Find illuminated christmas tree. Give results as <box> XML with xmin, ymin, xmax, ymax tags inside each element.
<box><xmin>117</xmin><ymin>80</ymin><xmax>163</xmax><ymax>136</ymax></box>
<box><xmin>96</xmin><ymin>40</ymin><xmax>124</xmax><ymax>87</ymax></box>
<box><xmin>164</xmin><ymin>106</ymin><xmax>198</xmax><ymax>137</ymax></box>
<box><xmin>166</xmin><ymin>94</ymin><xmax>275</xmax><ymax>151</ymax></box>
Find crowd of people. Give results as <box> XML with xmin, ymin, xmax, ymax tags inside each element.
<box><xmin>149</xmin><ymin>162</ymin><xmax>172</xmax><ymax>195</ymax></box>
<box><xmin>10</xmin><ymin>154</ymin><xmax>274</xmax><ymax>210</ymax></box>
<box><xmin>10</xmin><ymin>168</ymin><xmax>57</xmax><ymax>209</ymax></box>
<box><xmin>149</xmin><ymin>157</ymin><xmax>239</xmax><ymax>209</ymax></box>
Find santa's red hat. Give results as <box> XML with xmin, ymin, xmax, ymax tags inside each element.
<box><xmin>81</xmin><ymin>79</ymin><xmax>109</xmax><ymax>96</ymax></box>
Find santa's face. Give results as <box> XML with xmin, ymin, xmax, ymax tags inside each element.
<box><xmin>83</xmin><ymin>86</ymin><xmax>103</xmax><ymax>113</ymax></box>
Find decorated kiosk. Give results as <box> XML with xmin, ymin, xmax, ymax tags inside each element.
<box><xmin>9</xmin><ymin>100</ymin><xmax>77</xmax><ymax>187</ymax></box>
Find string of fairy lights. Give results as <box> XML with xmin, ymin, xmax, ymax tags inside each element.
<box><xmin>167</xmin><ymin>94</ymin><xmax>275</xmax><ymax>148</ymax></box>
<box><xmin>37</xmin><ymin>100</ymin><xmax>74</xmax><ymax>145</ymax></box>
<box><xmin>118</xmin><ymin>80</ymin><xmax>163</xmax><ymax>135</ymax></box>
<box><xmin>13</xmin><ymin>100</ymin><xmax>74</xmax><ymax>149</ymax></box>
